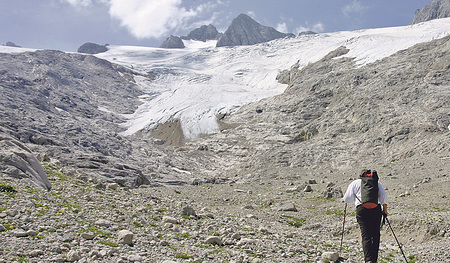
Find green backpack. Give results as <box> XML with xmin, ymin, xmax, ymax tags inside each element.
<box><xmin>360</xmin><ymin>169</ymin><xmax>379</xmax><ymax>209</ymax></box>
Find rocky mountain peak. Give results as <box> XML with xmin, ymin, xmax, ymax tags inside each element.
<box><xmin>411</xmin><ymin>0</ymin><xmax>450</xmax><ymax>24</ymax></box>
<box><xmin>185</xmin><ymin>24</ymin><xmax>221</xmax><ymax>42</ymax></box>
<box><xmin>159</xmin><ymin>35</ymin><xmax>185</xmax><ymax>49</ymax></box>
<box><xmin>216</xmin><ymin>13</ymin><xmax>289</xmax><ymax>47</ymax></box>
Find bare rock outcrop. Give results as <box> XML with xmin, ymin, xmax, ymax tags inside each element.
<box><xmin>411</xmin><ymin>0</ymin><xmax>450</xmax><ymax>24</ymax></box>
<box><xmin>160</xmin><ymin>35</ymin><xmax>185</xmax><ymax>49</ymax></box>
<box><xmin>216</xmin><ymin>14</ymin><xmax>289</xmax><ymax>47</ymax></box>
<box><xmin>0</xmin><ymin>134</ymin><xmax>51</xmax><ymax>190</ymax></box>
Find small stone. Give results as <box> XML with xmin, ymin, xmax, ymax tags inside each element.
<box><xmin>59</xmin><ymin>233</ymin><xmax>74</xmax><ymax>242</ymax></box>
<box><xmin>5</xmin><ymin>209</ymin><xmax>19</xmax><ymax>217</ymax></box>
<box><xmin>81</xmin><ymin>232</ymin><xmax>95</xmax><ymax>240</ymax></box>
<box><xmin>66</xmin><ymin>250</ymin><xmax>81</xmax><ymax>262</ymax></box>
<box><xmin>273</xmin><ymin>202</ymin><xmax>297</xmax><ymax>212</ymax></box>
<box><xmin>107</xmin><ymin>183</ymin><xmax>119</xmax><ymax>190</ymax></box>
<box><xmin>29</xmin><ymin>249</ymin><xmax>45</xmax><ymax>257</ymax></box>
<box><xmin>246</xmin><ymin>214</ymin><xmax>257</xmax><ymax>219</ymax></box>
<box><xmin>0</xmin><ymin>225</ymin><xmax>6</xmax><ymax>232</ymax></box>
<box><xmin>303</xmin><ymin>185</ymin><xmax>313</xmax><ymax>192</ymax></box>
<box><xmin>95</xmin><ymin>219</ymin><xmax>112</xmax><ymax>227</ymax></box>
<box><xmin>117</xmin><ymin>230</ymin><xmax>134</xmax><ymax>245</ymax></box>
<box><xmin>162</xmin><ymin>216</ymin><xmax>178</xmax><ymax>224</ymax></box>
<box><xmin>127</xmin><ymin>254</ymin><xmax>144</xmax><ymax>262</ymax></box>
<box><xmin>231</xmin><ymin>233</ymin><xmax>241</xmax><ymax>240</ymax></box>
<box><xmin>322</xmin><ymin>251</ymin><xmax>339</xmax><ymax>262</ymax></box>
<box><xmin>237</xmin><ymin>238</ymin><xmax>258</xmax><ymax>246</ymax></box>
<box><xmin>205</xmin><ymin>236</ymin><xmax>223</xmax><ymax>246</ymax></box>
<box><xmin>181</xmin><ymin>206</ymin><xmax>196</xmax><ymax>216</ymax></box>
<box><xmin>26</xmin><ymin>230</ymin><xmax>37</xmax><ymax>236</ymax></box>
<box><xmin>14</xmin><ymin>230</ymin><xmax>28</xmax><ymax>237</ymax></box>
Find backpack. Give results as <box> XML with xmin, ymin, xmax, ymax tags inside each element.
<box><xmin>359</xmin><ymin>169</ymin><xmax>379</xmax><ymax>209</ymax></box>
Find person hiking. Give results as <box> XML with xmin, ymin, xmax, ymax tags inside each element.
<box><xmin>343</xmin><ymin>169</ymin><xmax>388</xmax><ymax>263</ymax></box>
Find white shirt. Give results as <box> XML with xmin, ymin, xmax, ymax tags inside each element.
<box><xmin>343</xmin><ymin>179</ymin><xmax>388</xmax><ymax>207</ymax></box>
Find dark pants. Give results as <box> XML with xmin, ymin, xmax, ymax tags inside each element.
<box><xmin>356</xmin><ymin>204</ymin><xmax>382</xmax><ymax>262</ymax></box>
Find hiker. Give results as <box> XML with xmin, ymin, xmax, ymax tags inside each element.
<box><xmin>343</xmin><ymin>169</ymin><xmax>388</xmax><ymax>263</ymax></box>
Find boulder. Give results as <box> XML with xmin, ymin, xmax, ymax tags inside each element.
<box><xmin>77</xmin><ymin>42</ymin><xmax>108</xmax><ymax>54</ymax></box>
<box><xmin>117</xmin><ymin>230</ymin><xmax>134</xmax><ymax>245</ymax></box>
<box><xmin>0</xmin><ymin>134</ymin><xmax>51</xmax><ymax>190</ymax></box>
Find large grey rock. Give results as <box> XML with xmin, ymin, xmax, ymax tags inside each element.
<box><xmin>160</xmin><ymin>35</ymin><xmax>185</xmax><ymax>49</ymax></box>
<box><xmin>5</xmin><ymin>41</ymin><xmax>21</xmax><ymax>48</ymax></box>
<box><xmin>411</xmin><ymin>0</ymin><xmax>450</xmax><ymax>24</ymax></box>
<box><xmin>0</xmin><ymin>134</ymin><xmax>51</xmax><ymax>190</ymax></box>
<box><xmin>185</xmin><ymin>24</ymin><xmax>221</xmax><ymax>42</ymax></box>
<box><xmin>216</xmin><ymin>14</ymin><xmax>288</xmax><ymax>47</ymax></box>
<box><xmin>77</xmin><ymin>42</ymin><xmax>108</xmax><ymax>54</ymax></box>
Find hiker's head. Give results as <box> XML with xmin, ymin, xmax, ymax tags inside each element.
<box><xmin>360</xmin><ymin>169</ymin><xmax>371</xmax><ymax>177</ymax></box>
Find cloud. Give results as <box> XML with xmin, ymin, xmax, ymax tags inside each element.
<box><xmin>109</xmin><ymin>0</ymin><xmax>200</xmax><ymax>39</ymax></box>
<box><xmin>61</xmin><ymin>0</ymin><xmax>93</xmax><ymax>8</ymax></box>
<box><xmin>62</xmin><ymin>0</ymin><xmax>223</xmax><ymax>39</ymax></box>
<box><xmin>294</xmin><ymin>22</ymin><xmax>325</xmax><ymax>35</ymax></box>
<box><xmin>276</xmin><ymin>22</ymin><xmax>288</xmax><ymax>33</ymax></box>
<box><xmin>342</xmin><ymin>0</ymin><xmax>368</xmax><ymax>17</ymax></box>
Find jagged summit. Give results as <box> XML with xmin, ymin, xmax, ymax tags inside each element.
<box><xmin>216</xmin><ymin>14</ymin><xmax>290</xmax><ymax>47</ymax></box>
<box><xmin>159</xmin><ymin>35</ymin><xmax>185</xmax><ymax>49</ymax></box>
<box><xmin>411</xmin><ymin>0</ymin><xmax>450</xmax><ymax>24</ymax></box>
<box><xmin>183</xmin><ymin>24</ymin><xmax>221</xmax><ymax>42</ymax></box>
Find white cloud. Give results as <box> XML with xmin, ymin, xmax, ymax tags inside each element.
<box><xmin>247</xmin><ymin>11</ymin><xmax>256</xmax><ymax>19</ymax></box>
<box><xmin>342</xmin><ymin>0</ymin><xmax>368</xmax><ymax>17</ymax></box>
<box><xmin>276</xmin><ymin>22</ymin><xmax>288</xmax><ymax>33</ymax></box>
<box><xmin>62</xmin><ymin>0</ymin><xmax>224</xmax><ymax>39</ymax></box>
<box><xmin>62</xmin><ymin>0</ymin><xmax>93</xmax><ymax>7</ymax></box>
<box><xmin>108</xmin><ymin>0</ymin><xmax>199</xmax><ymax>39</ymax></box>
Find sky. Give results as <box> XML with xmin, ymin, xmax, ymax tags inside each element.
<box><xmin>0</xmin><ymin>0</ymin><xmax>434</xmax><ymax>52</ymax></box>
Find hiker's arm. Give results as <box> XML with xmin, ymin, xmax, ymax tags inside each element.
<box><xmin>382</xmin><ymin>204</ymin><xmax>388</xmax><ymax>216</ymax></box>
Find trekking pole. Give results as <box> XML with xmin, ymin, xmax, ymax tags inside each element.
<box><xmin>385</xmin><ymin>217</ymin><xmax>409</xmax><ymax>263</ymax></box>
<box><xmin>339</xmin><ymin>203</ymin><xmax>348</xmax><ymax>254</ymax></box>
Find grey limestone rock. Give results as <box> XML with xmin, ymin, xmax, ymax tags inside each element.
<box><xmin>0</xmin><ymin>134</ymin><xmax>51</xmax><ymax>190</ymax></box>
<box><xmin>411</xmin><ymin>0</ymin><xmax>450</xmax><ymax>24</ymax></box>
<box><xmin>160</xmin><ymin>35</ymin><xmax>185</xmax><ymax>49</ymax></box>
<box><xmin>77</xmin><ymin>42</ymin><xmax>108</xmax><ymax>54</ymax></box>
<box><xmin>216</xmin><ymin>14</ymin><xmax>288</xmax><ymax>47</ymax></box>
<box><xmin>185</xmin><ymin>24</ymin><xmax>221</xmax><ymax>42</ymax></box>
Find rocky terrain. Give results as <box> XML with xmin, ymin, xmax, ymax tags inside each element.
<box><xmin>0</xmin><ymin>152</ymin><xmax>448</xmax><ymax>262</ymax></box>
<box><xmin>0</xmin><ymin>34</ymin><xmax>448</xmax><ymax>262</ymax></box>
<box><xmin>1</xmin><ymin>6</ymin><xmax>449</xmax><ymax>263</ymax></box>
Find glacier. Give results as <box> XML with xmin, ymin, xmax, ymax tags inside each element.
<box><xmin>95</xmin><ymin>18</ymin><xmax>450</xmax><ymax>140</ymax></box>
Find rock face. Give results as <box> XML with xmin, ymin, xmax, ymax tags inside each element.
<box><xmin>0</xmin><ymin>134</ymin><xmax>51</xmax><ymax>190</ymax></box>
<box><xmin>184</xmin><ymin>24</ymin><xmax>221</xmax><ymax>42</ymax></box>
<box><xmin>160</xmin><ymin>35</ymin><xmax>185</xmax><ymax>49</ymax></box>
<box><xmin>77</xmin><ymin>42</ymin><xmax>108</xmax><ymax>54</ymax></box>
<box><xmin>0</xmin><ymin>50</ymin><xmax>211</xmax><ymax>187</ymax></box>
<box><xmin>216</xmin><ymin>14</ymin><xmax>288</xmax><ymax>47</ymax></box>
<box><xmin>411</xmin><ymin>0</ymin><xmax>450</xmax><ymax>24</ymax></box>
<box><xmin>194</xmin><ymin>36</ymin><xmax>450</xmax><ymax>179</ymax></box>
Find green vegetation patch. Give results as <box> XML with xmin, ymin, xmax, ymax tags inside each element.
<box><xmin>282</xmin><ymin>215</ymin><xmax>306</xmax><ymax>228</ymax></box>
<box><xmin>0</xmin><ymin>183</ymin><xmax>17</xmax><ymax>193</ymax></box>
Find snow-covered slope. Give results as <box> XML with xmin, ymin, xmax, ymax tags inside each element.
<box><xmin>96</xmin><ymin>18</ymin><xmax>450</xmax><ymax>140</ymax></box>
